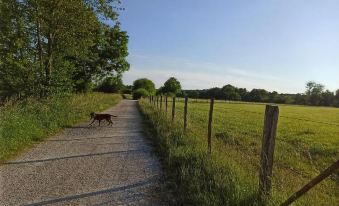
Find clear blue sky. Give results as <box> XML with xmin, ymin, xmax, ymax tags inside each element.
<box><xmin>118</xmin><ymin>0</ymin><xmax>339</xmax><ymax>93</ymax></box>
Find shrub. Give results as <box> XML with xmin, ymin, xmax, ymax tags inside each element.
<box><xmin>133</xmin><ymin>88</ymin><xmax>149</xmax><ymax>99</ymax></box>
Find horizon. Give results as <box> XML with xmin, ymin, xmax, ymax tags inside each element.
<box><xmin>118</xmin><ymin>0</ymin><xmax>339</xmax><ymax>93</ymax></box>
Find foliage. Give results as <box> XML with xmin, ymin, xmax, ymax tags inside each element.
<box><xmin>96</xmin><ymin>76</ymin><xmax>124</xmax><ymax>93</ymax></box>
<box><xmin>183</xmin><ymin>82</ymin><xmax>338</xmax><ymax>107</ymax></box>
<box><xmin>0</xmin><ymin>93</ymin><xmax>122</xmax><ymax>162</ymax></box>
<box><xmin>0</xmin><ymin>0</ymin><xmax>129</xmax><ymax>100</ymax></box>
<box><xmin>132</xmin><ymin>78</ymin><xmax>156</xmax><ymax>95</ymax></box>
<box><xmin>139</xmin><ymin>98</ymin><xmax>339</xmax><ymax>205</ymax></box>
<box><xmin>132</xmin><ymin>88</ymin><xmax>149</xmax><ymax>99</ymax></box>
<box><xmin>158</xmin><ymin>77</ymin><xmax>182</xmax><ymax>95</ymax></box>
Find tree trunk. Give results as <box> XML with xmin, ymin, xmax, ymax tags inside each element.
<box><xmin>45</xmin><ymin>32</ymin><xmax>53</xmax><ymax>94</ymax></box>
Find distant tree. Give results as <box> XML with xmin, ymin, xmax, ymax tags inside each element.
<box><xmin>132</xmin><ymin>88</ymin><xmax>149</xmax><ymax>100</ymax></box>
<box><xmin>207</xmin><ymin>87</ymin><xmax>222</xmax><ymax>99</ymax></box>
<box><xmin>335</xmin><ymin>89</ymin><xmax>339</xmax><ymax>107</ymax></box>
<box><xmin>246</xmin><ymin>89</ymin><xmax>269</xmax><ymax>102</ymax></box>
<box><xmin>161</xmin><ymin>77</ymin><xmax>182</xmax><ymax>95</ymax></box>
<box><xmin>133</xmin><ymin>78</ymin><xmax>156</xmax><ymax>95</ymax></box>
<box><xmin>305</xmin><ymin>81</ymin><xmax>325</xmax><ymax>105</ymax></box>
<box><xmin>236</xmin><ymin>88</ymin><xmax>248</xmax><ymax>100</ymax></box>
<box><xmin>221</xmin><ymin>84</ymin><xmax>240</xmax><ymax>100</ymax></box>
<box><xmin>320</xmin><ymin>90</ymin><xmax>334</xmax><ymax>106</ymax></box>
<box><xmin>186</xmin><ymin>90</ymin><xmax>199</xmax><ymax>99</ymax></box>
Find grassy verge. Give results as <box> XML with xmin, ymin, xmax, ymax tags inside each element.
<box><xmin>0</xmin><ymin>93</ymin><xmax>122</xmax><ymax>163</ymax></box>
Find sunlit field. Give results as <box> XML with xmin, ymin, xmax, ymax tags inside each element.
<box><xmin>140</xmin><ymin>98</ymin><xmax>339</xmax><ymax>205</ymax></box>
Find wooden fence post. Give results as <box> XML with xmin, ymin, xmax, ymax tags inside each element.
<box><xmin>184</xmin><ymin>97</ymin><xmax>188</xmax><ymax>131</ymax></box>
<box><xmin>153</xmin><ymin>96</ymin><xmax>155</xmax><ymax>106</ymax></box>
<box><xmin>157</xmin><ymin>96</ymin><xmax>159</xmax><ymax>109</ymax></box>
<box><xmin>259</xmin><ymin>105</ymin><xmax>279</xmax><ymax>197</ymax></box>
<box><xmin>280</xmin><ymin>159</ymin><xmax>339</xmax><ymax>206</ymax></box>
<box><xmin>172</xmin><ymin>97</ymin><xmax>176</xmax><ymax>121</ymax></box>
<box><xmin>160</xmin><ymin>96</ymin><xmax>163</xmax><ymax>110</ymax></box>
<box><xmin>165</xmin><ymin>96</ymin><xmax>168</xmax><ymax>114</ymax></box>
<box><xmin>207</xmin><ymin>98</ymin><xmax>214</xmax><ymax>154</ymax></box>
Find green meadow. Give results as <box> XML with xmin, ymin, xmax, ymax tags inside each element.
<box><xmin>139</xmin><ymin>98</ymin><xmax>339</xmax><ymax>205</ymax></box>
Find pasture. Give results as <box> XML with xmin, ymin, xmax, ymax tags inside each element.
<box><xmin>140</xmin><ymin>97</ymin><xmax>339</xmax><ymax>205</ymax></box>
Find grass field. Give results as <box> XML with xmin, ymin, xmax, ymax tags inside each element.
<box><xmin>0</xmin><ymin>93</ymin><xmax>122</xmax><ymax>163</ymax></box>
<box><xmin>139</xmin><ymin>98</ymin><xmax>339</xmax><ymax>206</ymax></box>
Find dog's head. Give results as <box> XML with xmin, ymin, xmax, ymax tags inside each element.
<box><xmin>90</xmin><ymin>112</ymin><xmax>95</xmax><ymax>118</ymax></box>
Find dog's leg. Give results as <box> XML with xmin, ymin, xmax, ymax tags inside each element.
<box><xmin>89</xmin><ymin>119</ymin><xmax>95</xmax><ymax>126</ymax></box>
<box><xmin>99</xmin><ymin>120</ymin><xmax>101</xmax><ymax>126</ymax></box>
<box><xmin>108</xmin><ymin>118</ymin><xmax>113</xmax><ymax>126</ymax></box>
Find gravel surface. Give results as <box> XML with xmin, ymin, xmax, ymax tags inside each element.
<box><xmin>0</xmin><ymin>100</ymin><xmax>167</xmax><ymax>206</ymax></box>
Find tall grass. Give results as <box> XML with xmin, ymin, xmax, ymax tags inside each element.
<box><xmin>139</xmin><ymin>100</ymin><xmax>263</xmax><ymax>206</ymax></box>
<box><xmin>0</xmin><ymin>93</ymin><xmax>122</xmax><ymax>163</ymax></box>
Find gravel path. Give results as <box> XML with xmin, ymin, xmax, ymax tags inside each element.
<box><xmin>0</xmin><ymin>100</ymin><xmax>166</xmax><ymax>206</ymax></box>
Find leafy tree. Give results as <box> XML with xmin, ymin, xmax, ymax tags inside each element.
<box><xmin>246</xmin><ymin>89</ymin><xmax>269</xmax><ymax>102</ymax></box>
<box><xmin>221</xmin><ymin>84</ymin><xmax>240</xmax><ymax>100</ymax></box>
<box><xmin>207</xmin><ymin>87</ymin><xmax>222</xmax><ymax>99</ymax></box>
<box><xmin>161</xmin><ymin>77</ymin><xmax>182</xmax><ymax>95</ymax></box>
<box><xmin>305</xmin><ymin>81</ymin><xmax>324</xmax><ymax>105</ymax></box>
<box><xmin>0</xmin><ymin>0</ymin><xmax>129</xmax><ymax>100</ymax></box>
<box><xmin>71</xmin><ymin>23</ymin><xmax>129</xmax><ymax>92</ymax></box>
<box><xmin>0</xmin><ymin>0</ymin><xmax>38</xmax><ymax>100</ymax></box>
<box><xmin>133</xmin><ymin>88</ymin><xmax>149</xmax><ymax>99</ymax></box>
<box><xmin>186</xmin><ymin>90</ymin><xmax>199</xmax><ymax>99</ymax></box>
<box><xmin>96</xmin><ymin>76</ymin><xmax>124</xmax><ymax>93</ymax></box>
<box><xmin>320</xmin><ymin>90</ymin><xmax>334</xmax><ymax>106</ymax></box>
<box><xmin>133</xmin><ymin>78</ymin><xmax>156</xmax><ymax>95</ymax></box>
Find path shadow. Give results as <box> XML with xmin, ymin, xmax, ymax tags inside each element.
<box><xmin>24</xmin><ymin>176</ymin><xmax>160</xmax><ymax>206</ymax></box>
<box><xmin>5</xmin><ymin>149</ymin><xmax>148</xmax><ymax>165</ymax></box>
<box><xmin>47</xmin><ymin>136</ymin><xmax>143</xmax><ymax>142</ymax></box>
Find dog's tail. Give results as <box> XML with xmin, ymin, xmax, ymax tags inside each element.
<box><xmin>110</xmin><ymin>114</ymin><xmax>117</xmax><ymax>117</ymax></box>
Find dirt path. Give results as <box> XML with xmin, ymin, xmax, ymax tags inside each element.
<box><xmin>0</xmin><ymin>100</ymin><xmax>166</xmax><ymax>205</ymax></box>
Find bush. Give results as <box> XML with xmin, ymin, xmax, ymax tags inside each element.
<box><xmin>133</xmin><ymin>78</ymin><xmax>156</xmax><ymax>95</ymax></box>
<box><xmin>133</xmin><ymin>88</ymin><xmax>149</xmax><ymax>99</ymax></box>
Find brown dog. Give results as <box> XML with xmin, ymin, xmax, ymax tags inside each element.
<box><xmin>89</xmin><ymin>112</ymin><xmax>117</xmax><ymax>126</ymax></box>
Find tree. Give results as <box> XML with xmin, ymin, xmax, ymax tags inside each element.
<box><xmin>246</xmin><ymin>89</ymin><xmax>269</xmax><ymax>102</ymax></box>
<box><xmin>207</xmin><ymin>87</ymin><xmax>222</xmax><ymax>99</ymax></box>
<box><xmin>320</xmin><ymin>90</ymin><xmax>334</xmax><ymax>106</ymax></box>
<box><xmin>0</xmin><ymin>0</ymin><xmax>129</xmax><ymax>100</ymax></box>
<box><xmin>133</xmin><ymin>78</ymin><xmax>156</xmax><ymax>95</ymax></box>
<box><xmin>305</xmin><ymin>81</ymin><xmax>325</xmax><ymax>105</ymax></box>
<box><xmin>96</xmin><ymin>76</ymin><xmax>124</xmax><ymax>93</ymax></box>
<box><xmin>161</xmin><ymin>77</ymin><xmax>182</xmax><ymax>95</ymax></box>
<box><xmin>335</xmin><ymin>89</ymin><xmax>339</xmax><ymax>107</ymax></box>
<box><xmin>133</xmin><ymin>88</ymin><xmax>149</xmax><ymax>100</ymax></box>
<box><xmin>71</xmin><ymin>23</ymin><xmax>129</xmax><ymax>92</ymax></box>
<box><xmin>221</xmin><ymin>84</ymin><xmax>240</xmax><ymax>100</ymax></box>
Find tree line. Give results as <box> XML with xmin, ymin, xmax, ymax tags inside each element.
<box><xmin>129</xmin><ymin>77</ymin><xmax>338</xmax><ymax>107</ymax></box>
<box><xmin>0</xmin><ymin>0</ymin><xmax>129</xmax><ymax>102</ymax></box>
<box><xmin>181</xmin><ymin>81</ymin><xmax>339</xmax><ymax>107</ymax></box>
